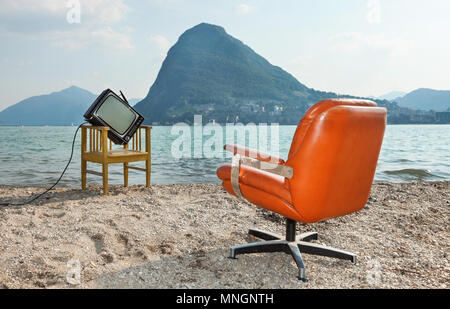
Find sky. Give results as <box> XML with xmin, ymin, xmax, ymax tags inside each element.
<box><xmin>0</xmin><ymin>0</ymin><xmax>449</xmax><ymax>111</ymax></box>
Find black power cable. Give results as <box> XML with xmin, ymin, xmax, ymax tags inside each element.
<box><xmin>0</xmin><ymin>122</ymin><xmax>88</xmax><ymax>207</ymax></box>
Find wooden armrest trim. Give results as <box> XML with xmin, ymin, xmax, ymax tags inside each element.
<box><xmin>240</xmin><ymin>157</ymin><xmax>294</xmax><ymax>179</ymax></box>
<box><xmin>224</xmin><ymin>144</ymin><xmax>285</xmax><ymax>164</ymax></box>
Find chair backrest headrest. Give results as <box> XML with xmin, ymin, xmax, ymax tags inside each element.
<box><xmin>286</xmin><ymin>99</ymin><xmax>386</xmax><ymax>223</ymax></box>
<box><xmin>288</xmin><ymin>99</ymin><xmax>378</xmax><ymax>159</ymax></box>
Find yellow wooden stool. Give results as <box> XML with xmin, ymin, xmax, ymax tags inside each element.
<box><xmin>81</xmin><ymin>125</ymin><xmax>152</xmax><ymax>195</ymax></box>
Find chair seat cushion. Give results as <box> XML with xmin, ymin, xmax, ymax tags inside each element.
<box><xmin>217</xmin><ymin>164</ymin><xmax>292</xmax><ymax>204</ymax></box>
<box><xmin>220</xmin><ymin>180</ymin><xmax>304</xmax><ymax>222</ymax></box>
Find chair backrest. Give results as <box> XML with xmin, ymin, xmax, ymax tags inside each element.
<box><xmin>82</xmin><ymin>126</ymin><xmax>150</xmax><ymax>153</ymax></box>
<box><xmin>285</xmin><ymin>99</ymin><xmax>386</xmax><ymax>223</ymax></box>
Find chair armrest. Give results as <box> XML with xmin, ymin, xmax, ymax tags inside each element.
<box><xmin>224</xmin><ymin>144</ymin><xmax>285</xmax><ymax>164</ymax></box>
<box><xmin>230</xmin><ymin>154</ymin><xmax>293</xmax><ymax>199</ymax></box>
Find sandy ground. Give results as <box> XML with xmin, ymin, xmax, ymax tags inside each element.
<box><xmin>0</xmin><ymin>181</ymin><xmax>448</xmax><ymax>289</ymax></box>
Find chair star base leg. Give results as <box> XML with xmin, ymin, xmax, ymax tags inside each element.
<box><xmin>248</xmin><ymin>228</ymin><xmax>318</xmax><ymax>242</ymax></box>
<box><xmin>228</xmin><ymin>221</ymin><xmax>356</xmax><ymax>281</ymax></box>
<box><xmin>298</xmin><ymin>231</ymin><xmax>319</xmax><ymax>242</ymax></box>
<box><xmin>230</xmin><ymin>240</ymin><xmax>291</xmax><ymax>258</ymax></box>
<box><xmin>297</xmin><ymin>241</ymin><xmax>357</xmax><ymax>264</ymax></box>
<box><xmin>298</xmin><ymin>268</ymin><xmax>307</xmax><ymax>282</ymax></box>
<box><xmin>248</xmin><ymin>228</ymin><xmax>282</xmax><ymax>241</ymax></box>
<box><xmin>229</xmin><ymin>239</ymin><xmax>308</xmax><ymax>281</ymax></box>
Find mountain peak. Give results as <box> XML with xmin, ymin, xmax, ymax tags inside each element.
<box><xmin>67</xmin><ymin>85</ymin><xmax>82</xmax><ymax>90</ymax></box>
<box><xmin>376</xmin><ymin>91</ymin><xmax>407</xmax><ymax>101</ymax></box>
<box><xmin>183</xmin><ymin>23</ymin><xmax>227</xmax><ymax>37</ymax></box>
<box><xmin>62</xmin><ymin>85</ymin><xmax>85</xmax><ymax>92</ymax></box>
<box><xmin>57</xmin><ymin>85</ymin><xmax>96</xmax><ymax>97</ymax></box>
<box><xmin>396</xmin><ymin>88</ymin><xmax>450</xmax><ymax>111</ymax></box>
<box><xmin>135</xmin><ymin>23</ymin><xmax>312</xmax><ymax>124</ymax></box>
<box><xmin>174</xmin><ymin>23</ymin><xmax>230</xmax><ymax>49</ymax></box>
<box><xmin>0</xmin><ymin>86</ymin><xmax>97</xmax><ymax>126</ymax></box>
<box><xmin>413</xmin><ymin>88</ymin><xmax>446</xmax><ymax>93</ymax></box>
<box><xmin>190</xmin><ymin>22</ymin><xmax>226</xmax><ymax>32</ymax></box>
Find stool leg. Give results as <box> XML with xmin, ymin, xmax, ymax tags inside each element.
<box><xmin>123</xmin><ymin>162</ymin><xmax>129</xmax><ymax>187</ymax></box>
<box><xmin>145</xmin><ymin>159</ymin><xmax>151</xmax><ymax>187</ymax></box>
<box><xmin>81</xmin><ymin>160</ymin><xmax>87</xmax><ymax>190</ymax></box>
<box><xmin>102</xmin><ymin>163</ymin><xmax>108</xmax><ymax>196</ymax></box>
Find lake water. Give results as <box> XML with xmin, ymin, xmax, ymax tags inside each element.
<box><xmin>0</xmin><ymin>125</ymin><xmax>448</xmax><ymax>187</ymax></box>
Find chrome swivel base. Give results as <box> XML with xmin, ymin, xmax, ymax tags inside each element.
<box><xmin>229</xmin><ymin>219</ymin><xmax>357</xmax><ymax>282</ymax></box>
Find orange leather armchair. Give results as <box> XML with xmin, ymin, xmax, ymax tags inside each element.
<box><xmin>217</xmin><ymin>99</ymin><xmax>387</xmax><ymax>281</ymax></box>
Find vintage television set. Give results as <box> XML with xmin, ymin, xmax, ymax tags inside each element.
<box><xmin>84</xmin><ymin>89</ymin><xmax>144</xmax><ymax>145</ymax></box>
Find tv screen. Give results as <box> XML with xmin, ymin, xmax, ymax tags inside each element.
<box><xmin>84</xmin><ymin>89</ymin><xmax>144</xmax><ymax>145</ymax></box>
<box><xmin>96</xmin><ymin>95</ymin><xmax>137</xmax><ymax>135</ymax></box>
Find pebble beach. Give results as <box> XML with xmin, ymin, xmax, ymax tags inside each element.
<box><xmin>0</xmin><ymin>181</ymin><xmax>448</xmax><ymax>289</ymax></box>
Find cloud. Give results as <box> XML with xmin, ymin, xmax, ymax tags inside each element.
<box><xmin>149</xmin><ymin>35</ymin><xmax>170</xmax><ymax>51</ymax></box>
<box><xmin>326</xmin><ymin>31</ymin><xmax>414</xmax><ymax>95</ymax></box>
<box><xmin>83</xmin><ymin>0</ymin><xmax>130</xmax><ymax>24</ymax></box>
<box><xmin>120</xmin><ymin>25</ymin><xmax>135</xmax><ymax>33</ymax></box>
<box><xmin>0</xmin><ymin>0</ymin><xmax>134</xmax><ymax>51</ymax></box>
<box><xmin>0</xmin><ymin>0</ymin><xmax>64</xmax><ymax>13</ymax></box>
<box><xmin>366</xmin><ymin>0</ymin><xmax>382</xmax><ymax>24</ymax></box>
<box><xmin>0</xmin><ymin>0</ymin><xmax>129</xmax><ymax>24</ymax></box>
<box><xmin>91</xmin><ymin>27</ymin><xmax>134</xmax><ymax>50</ymax></box>
<box><xmin>235</xmin><ymin>4</ymin><xmax>253</xmax><ymax>15</ymax></box>
<box><xmin>49</xmin><ymin>27</ymin><xmax>134</xmax><ymax>51</ymax></box>
<box><xmin>149</xmin><ymin>34</ymin><xmax>171</xmax><ymax>57</ymax></box>
<box><xmin>50</xmin><ymin>38</ymin><xmax>86</xmax><ymax>51</ymax></box>
<box><xmin>152</xmin><ymin>0</ymin><xmax>182</xmax><ymax>4</ymax></box>
<box><xmin>329</xmin><ymin>32</ymin><xmax>408</xmax><ymax>54</ymax></box>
